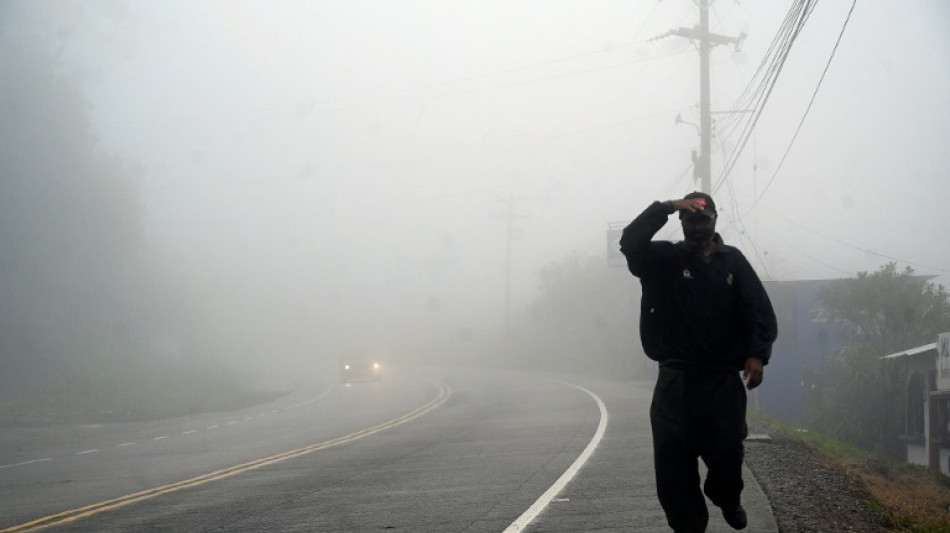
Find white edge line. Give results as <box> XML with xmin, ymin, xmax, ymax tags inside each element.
<box><xmin>501</xmin><ymin>381</ymin><xmax>609</xmax><ymax>533</ymax></box>
<box><xmin>0</xmin><ymin>458</ymin><xmax>53</xmax><ymax>469</ymax></box>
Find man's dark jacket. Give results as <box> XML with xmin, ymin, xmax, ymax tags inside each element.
<box><xmin>619</xmin><ymin>201</ymin><xmax>778</xmax><ymax>369</ymax></box>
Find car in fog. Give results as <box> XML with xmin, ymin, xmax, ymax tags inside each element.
<box><xmin>340</xmin><ymin>357</ymin><xmax>382</xmax><ymax>384</ymax></box>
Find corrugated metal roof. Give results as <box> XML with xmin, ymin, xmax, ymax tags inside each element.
<box><xmin>882</xmin><ymin>343</ymin><xmax>938</xmax><ymax>360</ymax></box>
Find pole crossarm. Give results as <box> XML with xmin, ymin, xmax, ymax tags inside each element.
<box><xmin>671</xmin><ymin>27</ymin><xmax>745</xmax><ymax>49</ymax></box>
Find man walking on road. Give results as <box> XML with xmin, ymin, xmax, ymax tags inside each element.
<box><xmin>619</xmin><ymin>192</ymin><xmax>778</xmax><ymax>532</ymax></box>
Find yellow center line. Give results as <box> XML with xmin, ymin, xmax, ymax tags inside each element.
<box><xmin>1</xmin><ymin>383</ymin><xmax>451</xmax><ymax>533</ymax></box>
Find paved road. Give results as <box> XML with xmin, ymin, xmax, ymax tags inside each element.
<box><xmin>0</xmin><ymin>366</ymin><xmax>776</xmax><ymax>532</ymax></box>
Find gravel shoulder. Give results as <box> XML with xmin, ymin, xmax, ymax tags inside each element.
<box><xmin>744</xmin><ymin>428</ymin><xmax>889</xmax><ymax>533</ymax></box>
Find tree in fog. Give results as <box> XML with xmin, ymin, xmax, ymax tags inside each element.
<box><xmin>820</xmin><ymin>263</ymin><xmax>950</xmax><ymax>356</ymax></box>
<box><xmin>806</xmin><ymin>263</ymin><xmax>950</xmax><ymax>457</ymax></box>
<box><xmin>509</xmin><ymin>253</ymin><xmax>650</xmax><ymax>379</ymax></box>
<box><xmin>0</xmin><ymin>26</ymin><xmax>263</xmax><ymax>418</ymax></box>
<box><xmin>0</xmin><ymin>27</ymin><xmax>147</xmax><ymax>388</ymax></box>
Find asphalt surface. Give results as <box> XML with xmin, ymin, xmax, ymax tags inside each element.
<box><xmin>0</xmin><ymin>366</ymin><xmax>777</xmax><ymax>532</ymax></box>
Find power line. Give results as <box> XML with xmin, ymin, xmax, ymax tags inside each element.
<box><xmin>769</xmin><ymin>211</ymin><xmax>950</xmax><ymax>275</ymax></box>
<box><xmin>533</xmin><ymin>105</ymin><xmax>695</xmax><ymax>141</ymax></box>
<box><xmin>420</xmin><ymin>48</ymin><xmax>692</xmax><ymax>101</ymax></box>
<box><xmin>751</xmin><ymin>215</ymin><xmax>853</xmax><ymax>276</ymax></box>
<box><xmin>409</xmin><ymin>1</ymin><xmax>666</xmax><ymax>94</ymax></box>
<box><xmin>716</xmin><ymin>138</ymin><xmax>770</xmax><ymax>278</ymax></box>
<box><xmin>712</xmin><ymin>0</ymin><xmax>819</xmax><ymax>196</ymax></box>
<box><xmin>744</xmin><ymin>0</ymin><xmax>858</xmax><ymax>213</ymax></box>
<box><xmin>714</xmin><ymin>0</ymin><xmax>816</xmax><ymax>158</ymax></box>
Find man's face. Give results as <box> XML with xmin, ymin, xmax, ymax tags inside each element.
<box><xmin>681</xmin><ymin>214</ymin><xmax>716</xmax><ymax>250</ymax></box>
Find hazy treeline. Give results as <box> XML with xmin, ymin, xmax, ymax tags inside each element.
<box><xmin>501</xmin><ymin>253</ymin><xmax>652</xmax><ymax>380</ymax></box>
<box><xmin>2</xmin><ymin>32</ymin><xmax>147</xmax><ymax>396</ymax></box>
<box><xmin>0</xmin><ymin>27</ymin><xmax>282</xmax><ymax>419</ymax></box>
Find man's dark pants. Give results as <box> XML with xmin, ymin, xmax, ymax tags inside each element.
<box><xmin>650</xmin><ymin>366</ymin><xmax>748</xmax><ymax>532</ymax></box>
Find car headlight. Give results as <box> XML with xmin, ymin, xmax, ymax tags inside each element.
<box><xmin>373</xmin><ymin>363</ymin><xmax>380</xmax><ymax>370</ymax></box>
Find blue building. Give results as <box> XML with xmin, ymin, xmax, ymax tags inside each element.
<box><xmin>757</xmin><ymin>279</ymin><xmax>849</xmax><ymax>420</ymax></box>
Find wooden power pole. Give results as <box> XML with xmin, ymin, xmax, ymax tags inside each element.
<box><xmin>670</xmin><ymin>0</ymin><xmax>745</xmax><ymax>193</ymax></box>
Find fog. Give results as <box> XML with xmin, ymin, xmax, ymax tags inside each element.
<box><xmin>2</xmin><ymin>1</ymin><xmax>948</xmax><ymax>399</ymax></box>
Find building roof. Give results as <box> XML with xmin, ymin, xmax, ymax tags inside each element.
<box><xmin>882</xmin><ymin>343</ymin><xmax>938</xmax><ymax>360</ymax></box>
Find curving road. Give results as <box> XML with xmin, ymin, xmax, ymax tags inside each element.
<box><xmin>0</xmin><ymin>366</ymin><xmax>775</xmax><ymax>532</ymax></box>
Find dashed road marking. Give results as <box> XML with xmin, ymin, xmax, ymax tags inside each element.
<box><xmin>0</xmin><ymin>458</ymin><xmax>52</xmax><ymax>470</ymax></box>
<box><xmin>0</xmin><ymin>385</ymin><xmax>337</xmax><ymax>477</ymax></box>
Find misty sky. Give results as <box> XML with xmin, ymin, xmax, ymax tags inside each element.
<box><xmin>5</xmin><ymin>1</ymin><xmax>950</xmax><ymax>335</ymax></box>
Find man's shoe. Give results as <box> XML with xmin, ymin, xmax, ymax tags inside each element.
<box><xmin>722</xmin><ymin>504</ymin><xmax>747</xmax><ymax>530</ymax></box>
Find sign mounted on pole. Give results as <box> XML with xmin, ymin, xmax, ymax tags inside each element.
<box><xmin>937</xmin><ymin>332</ymin><xmax>950</xmax><ymax>391</ymax></box>
<box><xmin>606</xmin><ymin>222</ymin><xmax>626</xmax><ymax>267</ymax></box>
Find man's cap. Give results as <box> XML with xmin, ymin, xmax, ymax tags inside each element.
<box><xmin>679</xmin><ymin>191</ymin><xmax>717</xmax><ymax>220</ymax></box>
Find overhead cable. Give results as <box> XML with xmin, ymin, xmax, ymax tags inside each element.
<box><xmin>742</xmin><ymin>0</ymin><xmax>858</xmax><ymax>214</ymax></box>
<box><xmin>713</xmin><ymin>0</ymin><xmax>818</xmax><ymax>196</ymax></box>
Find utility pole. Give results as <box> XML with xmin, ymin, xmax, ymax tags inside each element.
<box><xmin>669</xmin><ymin>0</ymin><xmax>745</xmax><ymax>194</ymax></box>
<box><xmin>503</xmin><ymin>194</ymin><xmax>514</xmax><ymax>334</ymax></box>
<box><xmin>499</xmin><ymin>194</ymin><xmax>525</xmax><ymax>356</ymax></box>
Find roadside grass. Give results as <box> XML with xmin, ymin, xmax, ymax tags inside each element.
<box><xmin>0</xmin><ymin>356</ymin><xmax>292</xmax><ymax>423</ymax></box>
<box><xmin>750</xmin><ymin>412</ymin><xmax>950</xmax><ymax>533</ymax></box>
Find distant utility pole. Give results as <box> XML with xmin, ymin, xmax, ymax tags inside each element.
<box><xmin>669</xmin><ymin>0</ymin><xmax>745</xmax><ymax>194</ymax></box>
<box><xmin>503</xmin><ymin>194</ymin><xmax>514</xmax><ymax>334</ymax></box>
<box><xmin>498</xmin><ymin>194</ymin><xmax>526</xmax><ymax>354</ymax></box>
